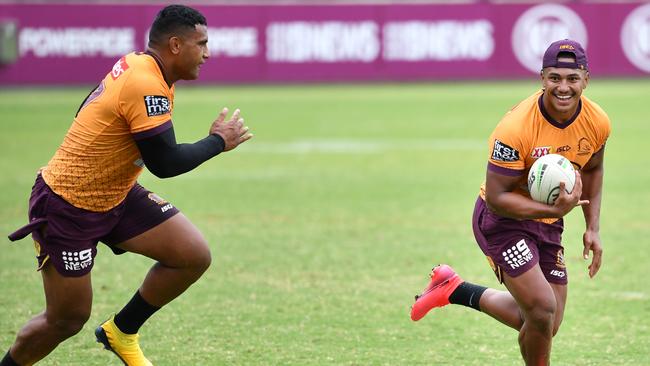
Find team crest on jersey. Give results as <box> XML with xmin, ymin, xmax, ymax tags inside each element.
<box><xmin>111</xmin><ymin>56</ymin><xmax>129</xmax><ymax>80</ymax></box>
<box><xmin>531</xmin><ymin>146</ymin><xmax>551</xmax><ymax>158</ymax></box>
<box><xmin>577</xmin><ymin>138</ymin><xmax>592</xmax><ymax>156</ymax></box>
<box><xmin>144</xmin><ymin>95</ymin><xmax>171</xmax><ymax>117</ymax></box>
<box><xmin>492</xmin><ymin>139</ymin><xmax>520</xmax><ymax>162</ymax></box>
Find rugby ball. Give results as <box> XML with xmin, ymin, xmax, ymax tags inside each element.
<box><xmin>527</xmin><ymin>154</ymin><xmax>576</xmax><ymax>205</ymax></box>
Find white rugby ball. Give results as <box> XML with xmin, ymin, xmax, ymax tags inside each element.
<box><xmin>527</xmin><ymin>154</ymin><xmax>576</xmax><ymax>205</ymax></box>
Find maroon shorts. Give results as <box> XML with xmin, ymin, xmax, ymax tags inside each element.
<box><xmin>472</xmin><ymin>197</ymin><xmax>568</xmax><ymax>285</ymax></box>
<box><xmin>8</xmin><ymin>174</ymin><xmax>179</xmax><ymax>277</ymax></box>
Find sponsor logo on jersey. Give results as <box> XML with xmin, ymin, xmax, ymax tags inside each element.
<box><xmin>492</xmin><ymin>139</ymin><xmax>520</xmax><ymax>162</ymax></box>
<box><xmin>502</xmin><ymin>239</ymin><xmax>533</xmax><ymax>269</ymax></box>
<box><xmin>62</xmin><ymin>249</ymin><xmax>93</xmax><ymax>271</ymax></box>
<box><xmin>577</xmin><ymin>137</ymin><xmax>592</xmax><ymax>155</ymax></box>
<box><xmin>161</xmin><ymin>203</ymin><xmax>174</xmax><ymax>213</ymax></box>
<box><xmin>143</xmin><ymin>95</ymin><xmax>171</xmax><ymax>117</ymax></box>
<box><xmin>556</xmin><ymin>145</ymin><xmax>571</xmax><ymax>153</ymax></box>
<box><xmin>531</xmin><ymin>146</ymin><xmax>551</xmax><ymax>158</ymax></box>
<box><xmin>111</xmin><ymin>56</ymin><xmax>129</xmax><ymax>80</ymax></box>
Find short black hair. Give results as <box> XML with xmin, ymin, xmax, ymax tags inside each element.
<box><xmin>148</xmin><ymin>5</ymin><xmax>207</xmax><ymax>48</ymax></box>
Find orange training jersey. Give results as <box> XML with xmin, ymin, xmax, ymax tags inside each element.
<box><xmin>41</xmin><ymin>52</ymin><xmax>174</xmax><ymax>212</ymax></box>
<box><xmin>480</xmin><ymin>90</ymin><xmax>611</xmax><ymax>222</ymax></box>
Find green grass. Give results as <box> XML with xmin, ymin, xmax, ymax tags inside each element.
<box><xmin>1</xmin><ymin>80</ymin><xmax>649</xmax><ymax>365</ymax></box>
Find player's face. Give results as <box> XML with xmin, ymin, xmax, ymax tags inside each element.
<box><xmin>178</xmin><ymin>24</ymin><xmax>209</xmax><ymax>80</ymax></box>
<box><xmin>541</xmin><ymin>60</ymin><xmax>589</xmax><ymax>122</ymax></box>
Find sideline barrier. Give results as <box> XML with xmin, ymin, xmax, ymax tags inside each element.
<box><xmin>1</xmin><ymin>2</ymin><xmax>649</xmax><ymax>84</ymax></box>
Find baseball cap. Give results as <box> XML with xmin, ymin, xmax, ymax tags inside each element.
<box><xmin>542</xmin><ymin>39</ymin><xmax>588</xmax><ymax>71</ymax></box>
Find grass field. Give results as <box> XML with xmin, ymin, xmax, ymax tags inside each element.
<box><xmin>0</xmin><ymin>80</ymin><xmax>648</xmax><ymax>365</ymax></box>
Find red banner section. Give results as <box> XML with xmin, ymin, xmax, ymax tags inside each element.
<box><xmin>1</xmin><ymin>2</ymin><xmax>649</xmax><ymax>85</ymax></box>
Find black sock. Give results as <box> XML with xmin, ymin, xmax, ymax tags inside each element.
<box><xmin>449</xmin><ymin>282</ymin><xmax>487</xmax><ymax>311</ymax></box>
<box><xmin>0</xmin><ymin>350</ymin><xmax>19</xmax><ymax>366</ymax></box>
<box><xmin>113</xmin><ymin>291</ymin><xmax>161</xmax><ymax>335</ymax></box>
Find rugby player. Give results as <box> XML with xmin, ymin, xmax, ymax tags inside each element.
<box><xmin>411</xmin><ymin>39</ymin><xmax>611</xmax><ymax>366</ymax></box>
<box><xmin>3</xmin><ymin>5</ymin><xmax>251</xmax><ymax>365</ymax></box>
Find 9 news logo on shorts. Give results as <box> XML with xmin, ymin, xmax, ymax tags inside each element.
<box><xmin>62</xmin><ymin>249</ymin><xmax>92</xmax><ymax>271</ymax></box>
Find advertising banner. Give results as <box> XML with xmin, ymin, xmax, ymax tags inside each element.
<box><xmin>1</xmin><ymin>2</ymin><xmax>649</xmax><ymax>85</ymax></box>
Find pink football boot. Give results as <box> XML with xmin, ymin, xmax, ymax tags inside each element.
<box><xmin>411</xmin><ymin>264</ymin><xmax>463</xmax><ymax>321</ymax></box>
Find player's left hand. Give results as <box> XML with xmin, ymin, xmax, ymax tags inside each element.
<box><xmin>582</xmin><ymin>229</ymin><xmax>602</xmax><ymax>278</ymax></box>
<box><xmin>210</xmin><ymin>108</ymin><xmax>253</xmax><ymax>151</ymax></box>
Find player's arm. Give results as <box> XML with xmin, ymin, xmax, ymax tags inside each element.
<box><xmin>136</xmin><ymin>108</ymin><xmax>251</xmax><ymax>178</ymax></box>
<box><xmin>579</xmin><ymin>147</ymin><xmax>605</xmax><ymax>277</ymax></box>
<box><xmin>484</xmin><ymin>166</ymin><xmax>584</xmax><ymax>220</ymax></box>
<box><xmin>135</xmin><ymin>126</ymin><xmax>225</xmax><ymax>178</ymax></box>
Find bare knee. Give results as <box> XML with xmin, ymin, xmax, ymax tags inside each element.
<box><xmin>522</xmin><ymin>297</ymin><xmax>556</xmax><ymax>333</ymax></box>
<box><xmin>192</xmin><ymin>238</ymin><xmax>212</xmax><ymax>274</ymax></box>
<box><xmin>179</xmin><ymin>234</ymin><xmax>212</xmax><ymax>274</ymax></box>
<box><xmin>46</xmin><ymin>308</ymin><xmax>91</xmax><ymax>338</ymax></box>
<box><xmin>552</xmin><ymin>316</ymin><xmax>563</xmax><ymax>337</ymax></box>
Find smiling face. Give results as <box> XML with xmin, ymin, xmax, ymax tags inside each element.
<box><xmin>540</xmin><ymin>55</ymin><xmax>589</xmax><ymax>123</ymax></box>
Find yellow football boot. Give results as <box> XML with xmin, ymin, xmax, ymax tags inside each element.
<box><xmin>95</xmin><ymin>315</ymin><xmax>153</xmax><ymax>366</ymax></box>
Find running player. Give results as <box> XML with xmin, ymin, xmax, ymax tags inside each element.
<box><xmin>2</xmin><ymin>5</ymin><xmax>251</xmax><ymax>366</ymax></box>
<box><xmin>411</xmin><ymin>39</ymin><xmax>611</xmax><ymax>366</ymax></box>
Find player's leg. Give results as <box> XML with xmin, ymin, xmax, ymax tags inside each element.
<box><xmin>410</xmin><ymin>264</ymin><xmax>524</xmax><ymax>330</ymax></box>
<box><xmin>461</xmin><ymin>281</ymin><xmax>565</xmax><ymax>337</ymax></box>
<box><xmin>94</xmin><ymin>185</ymin><xmax>209</xmax><ymax>365</ymax></box>
<box><xmin>503</xmin><ymin>265</ymin><xmax>556</xmax><ymax>366</ymax></box>
<box><xmin>4</xmin><ymin>174</ymin><xmax>103</xmax><ymax>365</ymax></box>
<box><xmin>538</xmin><ymin>243</ymin><xmax>569</xmax><ymax>337</ymax></box>
<box><xmin>477</xmin><ymin>288</ymin><xmax>524</xmax><ymax>330</ymax></box>
<box><xmin>477</xmin><ymin>271</ymin><xmax>566</xmax><ymax>336</ymax></box>
<box><xmin>7</xmin><ymin>264</ymin><xmax>92</xmax><ymax>365</ymax></box>
<box><xmin>95</xmin><ymin>214</ymin><xmax>209</xmax><ymax>366</ymax></box>
<box><xmin>115</xmin><ymin>212</ymin><xmax>211</xmax><ymax>308</ymax></box>
<box><xmin>550</xmin><ymin>283</ymin><xmax>567</xmax><ymax>336</ymax></box>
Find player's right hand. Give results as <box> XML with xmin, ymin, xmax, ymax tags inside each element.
<box><xmin>553</xmin><ymin>170</ymin><xmax>589</xmax><ymax>216</ymax></box>
<box><xmin>210</xmin><ymin>107</ymin><xmax>253</xmax><ymax>151</ymax></box>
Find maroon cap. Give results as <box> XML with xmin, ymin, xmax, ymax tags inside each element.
<box><xmin>542</xmin><ymin>39</ymin><xmax>588</xmax><ymax>71</ymax></box>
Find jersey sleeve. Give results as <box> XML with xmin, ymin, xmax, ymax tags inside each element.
<box><xmin>486</xmin><ymin>117</ymin><xmax>528</xmax><ymax>176</ymax></box>
<box><xmin>596</xmin><ymin>112</ymin><xmax>611</xmax><ymax>152</ymax></box>
<box><xmin>119</xmin><ymin>73</ymin><xmax>173</xmax><ymax>136</ymax></box>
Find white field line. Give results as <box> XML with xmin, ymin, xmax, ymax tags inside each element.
<box><xmin>615</xmin><ymin>291</ymin><xmax>649</xmax><ymax>301</ymax></box>
<box><xmin>239</xmin><ymin>139</ymin><xmax>484</xmax><ymax>154</ymax></box>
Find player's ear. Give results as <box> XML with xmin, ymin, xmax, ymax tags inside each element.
<box><xmin>582</xmin><ymin>71</ymin><xmax>589</xmax><ymax>89</ymax></box>
<box><xmin>169</xmin><ymin>36</ymin><xmax>182</xmax><ymax>55</ymax></box>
